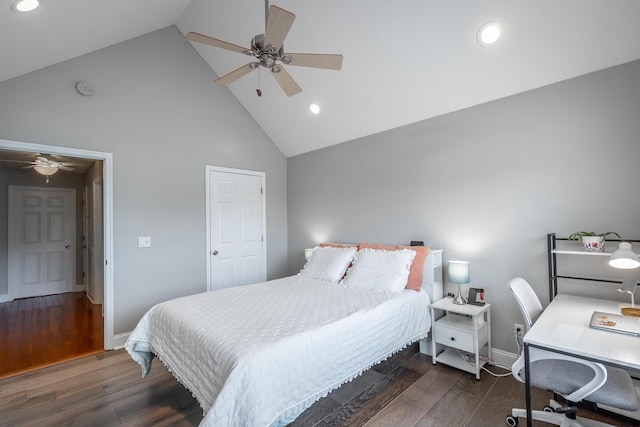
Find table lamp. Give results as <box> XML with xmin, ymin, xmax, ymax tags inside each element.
<box><xmin>448</xmin><ymin>260</ymin><xmax>470</xmax><ymax>305</ymax></box>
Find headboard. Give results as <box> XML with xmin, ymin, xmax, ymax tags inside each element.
<box><xmin>319</xmin><ymin>242</ymin><xmax>444</xmax><ymax>303</ymax></box>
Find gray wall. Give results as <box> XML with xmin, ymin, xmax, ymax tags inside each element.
<box><xmin>0</xmin><ymin>26</ymin><xmax>288</xmax><ymax>335</ymax></box>
<box><xmin>287</xmin><ymin>59</ymin><xmax>640</xmax><ymax>355</ymax></box>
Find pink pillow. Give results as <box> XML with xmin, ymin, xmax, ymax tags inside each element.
<box><xmin>396</xmin><ymin>246</ymin><xmax>429</xmax><ymax>291</ymax></box>
<box><xmin>320</xmin><ymin>243</ymin><xmax>358</xmax><ymax>248</ymax></box>
<box><xmin>358</xmin><ymin>243</ymin><xmax>430</xmax><ymax>291</ymax></box>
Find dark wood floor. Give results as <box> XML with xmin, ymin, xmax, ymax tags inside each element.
<box><xmin>0</xmin><ymin>292</ymin><xmax>104</xmax><ymax>378</ymax></box>
<box><xmin>1</xmin><ymin>344</ymin><xmax>636</xmax><ymax>426</ymax></box>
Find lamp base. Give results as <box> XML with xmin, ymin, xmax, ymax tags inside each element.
<box><xmin>452</xmin><ymin>283</ymin><xmax>467</xmax><ymax>305</ymax></box>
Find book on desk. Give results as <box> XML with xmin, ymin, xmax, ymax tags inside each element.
<box><xmin>590</xmin><ymin>311</ymin><xmax>640</xmax><ymax>337</ymax></box>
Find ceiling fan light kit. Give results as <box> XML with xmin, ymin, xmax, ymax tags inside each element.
<box><xmin>186</xmin><ymin>1</ymin><xmax>343</xmax><ymax>97</ymax></box>
<box><xmin>33</xmin><ymin>164</ymin><xmax>58</xmax><ymax>176</ymax></box>
<box><xmin>19</xmin><ymin>155</ymin><xmax>76</xmax><ymax>183</ymax></box>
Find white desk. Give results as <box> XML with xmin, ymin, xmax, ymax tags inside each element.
<box><xmin>523</xmin><ymin>294</ymin><xmax>640</xmax><ymax>427</ymax></box>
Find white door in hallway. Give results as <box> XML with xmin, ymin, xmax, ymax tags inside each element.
<box><xmin>9</xmin><ymin>186</ymin><xmax>76</xmax><ymax>300</ymax></box>
<box><xmin>207</xmin><ymin>168</ymin><xmax>265</xmax><ymax>291</ymax></box>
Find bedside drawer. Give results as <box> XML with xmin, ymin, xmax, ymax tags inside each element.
<box><xmin>434</xmin><ymin>323</ymin><xmax>474</xmax><ymax>352</ymax></box>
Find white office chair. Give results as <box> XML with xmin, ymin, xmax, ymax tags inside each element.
<box><xmin>506</xmin><ymin>277</ymin><xmax>639</xmax><ymax>427</ymax></box>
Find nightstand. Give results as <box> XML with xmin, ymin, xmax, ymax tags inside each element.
<box><xmin>430</xmin><ymin>297</ymin><xmax>491</xmax><ymax>379</ymax></box>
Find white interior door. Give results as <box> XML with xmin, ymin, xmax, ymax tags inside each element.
<box><xmin>207</xmin><ymin>167</ymin><xmax>266</xmax><ymax>290</ymax></box>
<box><xmin>9</xmin><ymin>186</ymin><xmax>76</xmax><ymax>299</ymax></box>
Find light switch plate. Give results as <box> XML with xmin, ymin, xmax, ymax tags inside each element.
<box><xmin>138</xmin><ymin>236</ymin><xmax>151</xmax><ymax>248</ymax></box>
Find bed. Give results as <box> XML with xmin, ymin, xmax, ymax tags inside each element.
<box><xmin>126</xmin><ymin>244</ymin><xmax>441</xmax><ymax>427</ymax></box>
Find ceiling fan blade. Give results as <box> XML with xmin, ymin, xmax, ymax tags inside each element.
<box><xmin>285</xmin><ymin>53</ymin><xmax>343</xmax><ymax>70</ymax></box>
<box><xmin>215</xmin><ymin>63</ymin><xmax>259</xmax><ymax>85</ymax></box>
<box><xmin>186</xmin><ymin>32</ymin><xmax>249</xmax><ymax>54</ymax></box>
<box><xmin>270</xmin><ymin>65</ymin><xmax>302</xmax><ymax>97</ymax></box>
<box><xmin>0</xmin><ymin>159</ymin><xmax>31</xmax><ymax>164</ymax></box>
<box><xmin>264</xmin><ymin>6</ymin><xmax>295</xmax><ymax>52</ymax></box>
<box><xmin>59</xmin><ymin>166</ymin><xmax>75</xmax><ymax>171</ymax></box>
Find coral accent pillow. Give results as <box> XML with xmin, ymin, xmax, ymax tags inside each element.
<box><xmin>396</xmin><ymin>246</ymin><xmax>430</xmax><ymax>291</ymax></box>
<box><xmin>320</xmin><ymin>243</ymin><xmax>358</xmax><ymax>248</ymax></box>
<box><xmin>341</xmin><ymin>248</ymin><xmax>416</xmax><ymax>294</ymax></box>
<box><xmin>358</xmin><ymin>243</ymin><xmax>430</xmax><ymax>291</ymax></box>
<box><xmin>299</xmin><ymin>246</ymin><xmax>357</xmax><ymax>283</ymax></box>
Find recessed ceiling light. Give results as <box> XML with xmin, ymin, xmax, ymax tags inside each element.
<box><xmin>11</xmin><ymin>0</ymin><xmax>41</xmax><ymax>12</ymax></box>
<box><xmin>309</xmin><ymin>102</ymin><xmax>321</xmax><ymax>115</ymax></box>
<box><xmin>477</xmin><ymin>22</ymin><xmax>503</xmax><ymax>47</ymax></box>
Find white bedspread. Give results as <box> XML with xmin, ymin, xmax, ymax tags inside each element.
<box><xmin>125</xmin><ymin>275</ymin><xmax>431</xmax><ymax>427</ymax></box>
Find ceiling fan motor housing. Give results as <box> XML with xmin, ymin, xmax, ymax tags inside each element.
<box><xmin>251</xmin><ymin>34</ymin><xmax>284</xmax><ymax>69</ymax></box>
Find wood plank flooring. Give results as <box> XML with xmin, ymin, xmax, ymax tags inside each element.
<box><xmin>0</xmin><ymin>292</ymin><xmax>104</xmax><ymax>378</ymax></box>
<box><xmin>1</xmin><ymin>344</ymin><xmax>636</xmax><ymax>426</ymax></box>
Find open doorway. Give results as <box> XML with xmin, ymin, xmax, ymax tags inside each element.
<box><xmin>0</xmin><ymin>139</ymin><xmax>113</xmax><ymax>377</ymax></box>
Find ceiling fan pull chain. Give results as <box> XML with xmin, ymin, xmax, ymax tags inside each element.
<box><xmin>256</xmin><ymin>67</ymin><xmax>262</xmax><ymax>97</ymax></box>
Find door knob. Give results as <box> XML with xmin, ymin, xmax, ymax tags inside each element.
<box><xmin>212</xmin><ymin>250</ymin><xmax>219</xmax><ymax>255</ymax></box>
<box><xmin>65</xmin><ymin>244</ymin><xmax>71</xmax><ymax>249</ymax></box>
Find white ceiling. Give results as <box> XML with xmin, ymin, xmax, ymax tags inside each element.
<box><xmin>3</xmin><ymin>0</ymin><xmax>640</xmax><ymax>157</ymax></box>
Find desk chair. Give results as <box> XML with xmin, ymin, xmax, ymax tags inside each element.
<box><xmin>506</xmin><ymin>277</ymin><xmax>639</xmax><ymax>427</ymax></box>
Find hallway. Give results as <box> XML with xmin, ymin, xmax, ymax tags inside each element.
<box><xmin>0</xmin><ymin>292</ymin><xmax>103</xmax><ymax>378</ymax></box>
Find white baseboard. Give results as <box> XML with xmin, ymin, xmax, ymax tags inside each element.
<box><xmin>112</xmin><ymin>332</ymin><xmax>131</xmax><ymax>349</ymax></box>
<box><xmin>86</xmin><ymin>293</ymin><xmax>103</xmax><ymax>305</ymax></box>
<box><xmin>491</xmin><ymin>348</ymin><xmax>518</xmax><ymax>370</ymax></box>
<box><xmin>0</xmin><ymin>294</ymin><xmax>9</xmax><ymax>303</ymax></box>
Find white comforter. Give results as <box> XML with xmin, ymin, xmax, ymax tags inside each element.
<box><xmin>125</xmin><ymin>275</ymin><xmax>431</xmax><ymax>427</ymax></box>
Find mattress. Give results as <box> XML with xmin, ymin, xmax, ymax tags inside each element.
<box><xmin>125</xmin><ymin>275</ymin><xmax>431</xmax><ymax>426</ymax></box>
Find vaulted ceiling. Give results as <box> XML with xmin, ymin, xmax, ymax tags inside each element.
<box><xmin>3</xmin><ymin>0</ymin><xmax>640</xmax><ymax>157</ymax></box>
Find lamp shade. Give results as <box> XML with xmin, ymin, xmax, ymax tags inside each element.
<box><xmin>448</xmin><ymin>260</ymin><xmax>470</xmax><ymax>284</ymax></box>
<box><xmin>33</xmin><ymin>165</ymin><xmax>59</xmax><ymax>176</ymax></box>
<box><xmin>609</xmin><ymin>242</ymin><xmax>640</xmax><ymax>269</ymax></box>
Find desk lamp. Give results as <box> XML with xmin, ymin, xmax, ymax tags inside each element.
<box><xmin>448</xmin><ymin>260</ymin><xmax>470</xmax><ymax>305</ymax></box>
<box><xmin>609</xmin><ymin>242</ymin><xmax>640</xmax><ymax>269</ymax></box>
<box><xmin>608</xmin><ymin>242</ymin><xmax>640</xmax><ymax>310</ymax></box>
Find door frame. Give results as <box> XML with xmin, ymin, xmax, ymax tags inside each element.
<box><xmin>8</xmin><ymin>185</ymin><xmax>76</xmax><ymax>299</ymax></box>
<box><xmin>205</xmin><ymin>165</ymin><xmax>266</xmax><ymax>291</ymax></box>
<box><xmin>0</xmin><ymin>138</ymin><xmax>115</xmax><ymax>350</ymax></box>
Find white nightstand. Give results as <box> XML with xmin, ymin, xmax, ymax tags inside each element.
<box><xmin>430</xmin><ymin>297</ymin><xmax>491</xmax><ymax>380</ymax></box>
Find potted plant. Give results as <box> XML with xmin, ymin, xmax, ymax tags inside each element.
<box><xmin>568</xmin><ymin>231</ymin><xmax>621</xmax><ymax>252</ymax></box>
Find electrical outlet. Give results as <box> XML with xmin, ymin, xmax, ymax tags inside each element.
<box><xmin>514</xmin><ymin>323</ymin><xmax>524</xmax><ymax>340</ymax></box>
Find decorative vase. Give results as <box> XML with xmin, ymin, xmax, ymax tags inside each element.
<box><xmin>581</xmin><ymin>236</ymin><xmax>605</xmax><ymax>252</ymax></box>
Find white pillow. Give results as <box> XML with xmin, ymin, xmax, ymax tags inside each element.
<box><xmin>341</xmin><ymin>248</ymin><xmax>416</xmax><ymax>293</ymax></box>
<box><xmin>299</xmin><ymin>246</ymin><xmax>357</xmax><ymax>283</ymax></box>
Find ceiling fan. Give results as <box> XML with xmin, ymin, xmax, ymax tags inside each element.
<box><xmin>185</xmin><ymin>1</ymin><xmax>343</xmax><ymax>97</ymax></box>
<box><xmin>25</xmin><ymin>156</ymin><xmax>77</xmax><ymax>183</ymax></box>
<box><xmin>0</xmin><ymin>154</ymin><xmax>76</xmax><ymax>183</ymax></box>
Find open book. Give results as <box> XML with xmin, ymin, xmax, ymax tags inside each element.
<box><xmin>590</xmin><ymin>311</ymin><xmax>640</xmax><ymax>337</ymax></box>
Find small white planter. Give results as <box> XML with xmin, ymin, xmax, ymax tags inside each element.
<box><xmin>581</xmin><ymin>236</ymin><xmax>605</xmax><ymax>252</ymax></box>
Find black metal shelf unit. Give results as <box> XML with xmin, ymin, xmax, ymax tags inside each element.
<box><xmin>547</xmin><ymin>233</ymin><xmax>640</xmax><ymax>300</ymax></box>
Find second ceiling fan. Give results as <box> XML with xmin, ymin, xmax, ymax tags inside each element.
<box><xmin>186</xmin><ymin>1</ymin><xmax>343</xmax><ymax>97</ymax></box>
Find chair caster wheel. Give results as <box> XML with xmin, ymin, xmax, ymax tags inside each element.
<box><xmin>505</xmin><ymin>415</ymin><xmax>518</xmax><ymax>426</ymax></box>
<box><xmin>543</xmin><ymin>405</ymin><xmax>555</xmax><ymax>412</ymax></box>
